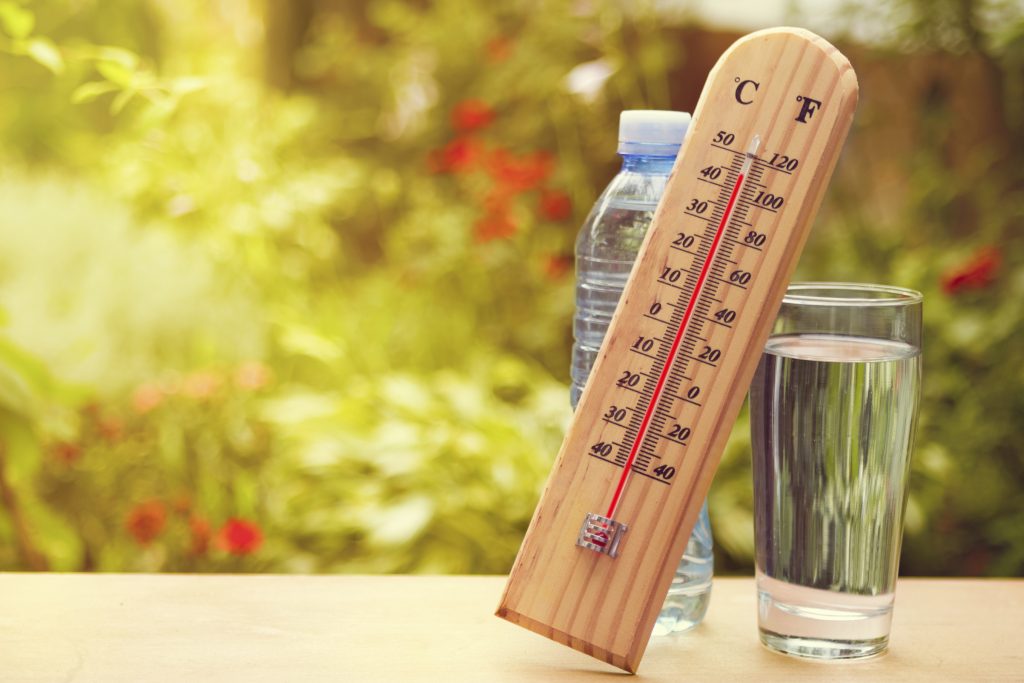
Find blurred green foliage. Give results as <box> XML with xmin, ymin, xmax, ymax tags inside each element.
<box><xmin>0</xmin><ymin>0</ymin><xmax>1020</xmax><ymax>576</ymax></box>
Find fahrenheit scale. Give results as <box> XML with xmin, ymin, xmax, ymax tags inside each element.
<box><xmin>497</xmin><ymin>28</ymin><xmax>858</xmax><ymax>673</ymax></box>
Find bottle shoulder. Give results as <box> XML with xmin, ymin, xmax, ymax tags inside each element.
<box><xmin>602</xmin><ymin>168</ymin><xmax>671</xmax><ymax>207</ymax></box>
<box><xmin>576</xmin><ymin>170</ymin><xmax>667</xmax><ymax>256</ymax></box>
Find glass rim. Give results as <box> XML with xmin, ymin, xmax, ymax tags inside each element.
<box><xmin>782</xmin><ymin>282</ymin><xmax>923</xmax><ymax>307</ymax></box>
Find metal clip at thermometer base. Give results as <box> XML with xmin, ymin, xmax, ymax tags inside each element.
<box><xmin>497</xmin><ymin>27</ymin><xmax>858</xmax><ymax>674</ymax></box>
<box><xmin>577</xmin><ymin>513</ymin><xmax>627</xmax><ymax>557</ymax></box>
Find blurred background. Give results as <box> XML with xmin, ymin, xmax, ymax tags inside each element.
<box><xmin>0</xmin><ymin>0</ymin><xmax>1021</xmax><ymax>576</ymax></box>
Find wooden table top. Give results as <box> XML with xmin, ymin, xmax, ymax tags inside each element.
<box><xmin>0</xmin><ymin>574</ymin><xmax>1020</xmax><ymax>681</ymax></box>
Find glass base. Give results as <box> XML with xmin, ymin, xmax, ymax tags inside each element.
<box><xmin>756</xmin><ymin>571</ymin><xmax>893</xmax><ymax>660</ymax></box>
<box><xmin>760</xmin><ymin>629</ymin><xmax>888</xmax><ymax>660</ymax></box>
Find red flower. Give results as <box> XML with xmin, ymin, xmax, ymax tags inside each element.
<box><xmin>486</xmin><ymin>149</ymin><xmax>553</xmax><ymax>192</ymax></box>
<box><xmin>217</xmin><ymin>517</ymin><xmax>263</xmax><ymax>556</ymax></box>
<box><xmin>97</xmin><ymin>415</ymin><xmax>124</xmax><ymax>443</ymax></box>
<box><xmin>181</xmin><ymin>371</ymin><xmax>222</xmax><ymax>401</ymax></box>
<box><xmin>538</xmin><ymin>189</ymin><xmax>572</xmax><ymax>222</ymax></box>
<box><xmin>132</xmin><ymin>383</ymin><xmax>164</xmax><ymax>414</ymax></box>
<box><xmin>941</xmin><ymin>247</ymin><xmax>1001</xmax><ymax>295</ymax></box>
<box><xmin>485</xmin><ymin>37</ymin><xmax>513</xmax><ymax>63</ymax></box>
<box><xmin>125</xmin><ymin>500</ymin><xmax>167</xmax><ymax>545</ymax></box>
<box><xmin>427</xmin><ymin>137</ymin><xmax>483</xmax><ymax>174</ymax></box>
<box><xmin>51</xmin><ymin>441</ymin><xmax>83</xmax><ymax>465</ymax></box>
<box><xmin>171</xmin><ymin>494</ymin><xmax>192</xmax><ymax>516</ymax></box>
<box><xmin>451</xmin><ymin>99</ymin><xmax>495</xmax><ymax>132</ymax></box>
<box><xmin>80</xmin><ymin>402</ymin><xmax>102</xmax><ymax>419</ymax></box>
<box><xmin>481</xmin><ymin>185</ymin><xmax>515</xmax><ymax>214</ymax></box>
<box><xmin>543</xmin><ymin>254</ymin><xmax>573</xmax><ymax>280</ymax></box>
<box><xmin>235</xmin><ymin>361</ymin><xmax>272</xmax><ymax>391</ymax></box>
<box><xmin>473</xmin><ymin>211</ymin><xmax>518</xmax><ymax>243</ymax></box>
<box><xmin>189</xmin><ymin>515</ymin><xmax>212</xmax><ymax>556</ymax></box>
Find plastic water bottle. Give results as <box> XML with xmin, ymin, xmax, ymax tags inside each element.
<box><xmin>571</xmin><ymin>110</ymin><xmax>713</xmax><ymax>634</ymax></box>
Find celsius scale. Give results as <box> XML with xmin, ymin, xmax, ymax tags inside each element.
<box><xmin>497</xmin><ymin>27</ymin><xmax>859</xmax><ymax>672</ymax></box>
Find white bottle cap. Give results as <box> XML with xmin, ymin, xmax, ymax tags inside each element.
<box><xmin>618</xmin><ymin>110</ymin><xmax>691</xmax><ymax>155</ymax></box>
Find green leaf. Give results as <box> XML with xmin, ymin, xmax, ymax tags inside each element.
<box><xmin>134</xmin><ymin>95</ymin><xmax>177</xmax><ymax>126</ymax></box>
<box><xmin>278</xmin><ymin>325</ymin><xmax>342</xmax><ymax>363</ymax></box>
<box><xmin>109</xmin><ymin>88</ymin><xmax>135</xmax><ymax>114</ymax></box>
<box><xmin>71</xmin><ymin>80</ymin><xmax>119</xmax><ymax>104</ymax></box>
<box><xmin>0</xmin><ymin>2</ymin><xmax>34</xmax><ymax>39</ymax></box>
<box><xmin>23</xmin><ymin>496</ymin><xmax>82</xmax><ymax>571</ymax></box>
<box><xmin>169</xmin><ymin>76</ymin><xmax>208</xmax><ymax>95</ymax></box>
<box><xmin>24</xmin><ymin>37</ymin><xmax>63</xmax><ymax>74</ymax></box>
<box><xmin>259</xmin><ymin>391</ymin><xmax>340</xmax><ymax>426</ymax></box>
<box><xmin>88</xmin><ymin>45</ymin><xmax>139</xmax><ymax>70</ymax></box>
<box><xmin>369</xmin><ymin>496</ymin><xmax>435</xmax><ymax>546</ymax></box>
<box><xmin>97</xmin><ymin>59</ymin><xmax>136</xmax><ymax>88</ymax></box>
<box><xmin>0</xmin><ymin>337</ymin><xmax>57</xmax><ymax>420</ymax></box>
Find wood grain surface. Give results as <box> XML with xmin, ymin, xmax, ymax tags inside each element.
<box><xmin>498</xmin><ymin>27</ymin><xmax>859</xmax><ymax>672</ymax></box>
<box><xmin>0</xmin><ymin>575</ymin><xmax>1020</xmax><ymax>681</ymax></box>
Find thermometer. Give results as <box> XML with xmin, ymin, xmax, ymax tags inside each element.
<box><xmin>497</xmin><ymin>27</ymin><xmax>858</xmax><ymax>673</ymax></box>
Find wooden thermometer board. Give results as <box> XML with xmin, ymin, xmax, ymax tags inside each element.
<box><xmin>497</xmin><ymin>27</ymin><xmax>858</xmax><ymax>673</ymax></box>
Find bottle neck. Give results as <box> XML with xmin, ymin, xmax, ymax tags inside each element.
<box><xmin>619</xmin><ymin>154</ymin><xmax>677</xmax><ymax>174</ymax></box>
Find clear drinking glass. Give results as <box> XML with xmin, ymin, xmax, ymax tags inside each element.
<box><xmin>750</xmin><ymin>283</ymin><xmax>922</xmax><ymax>659</ymax></box>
